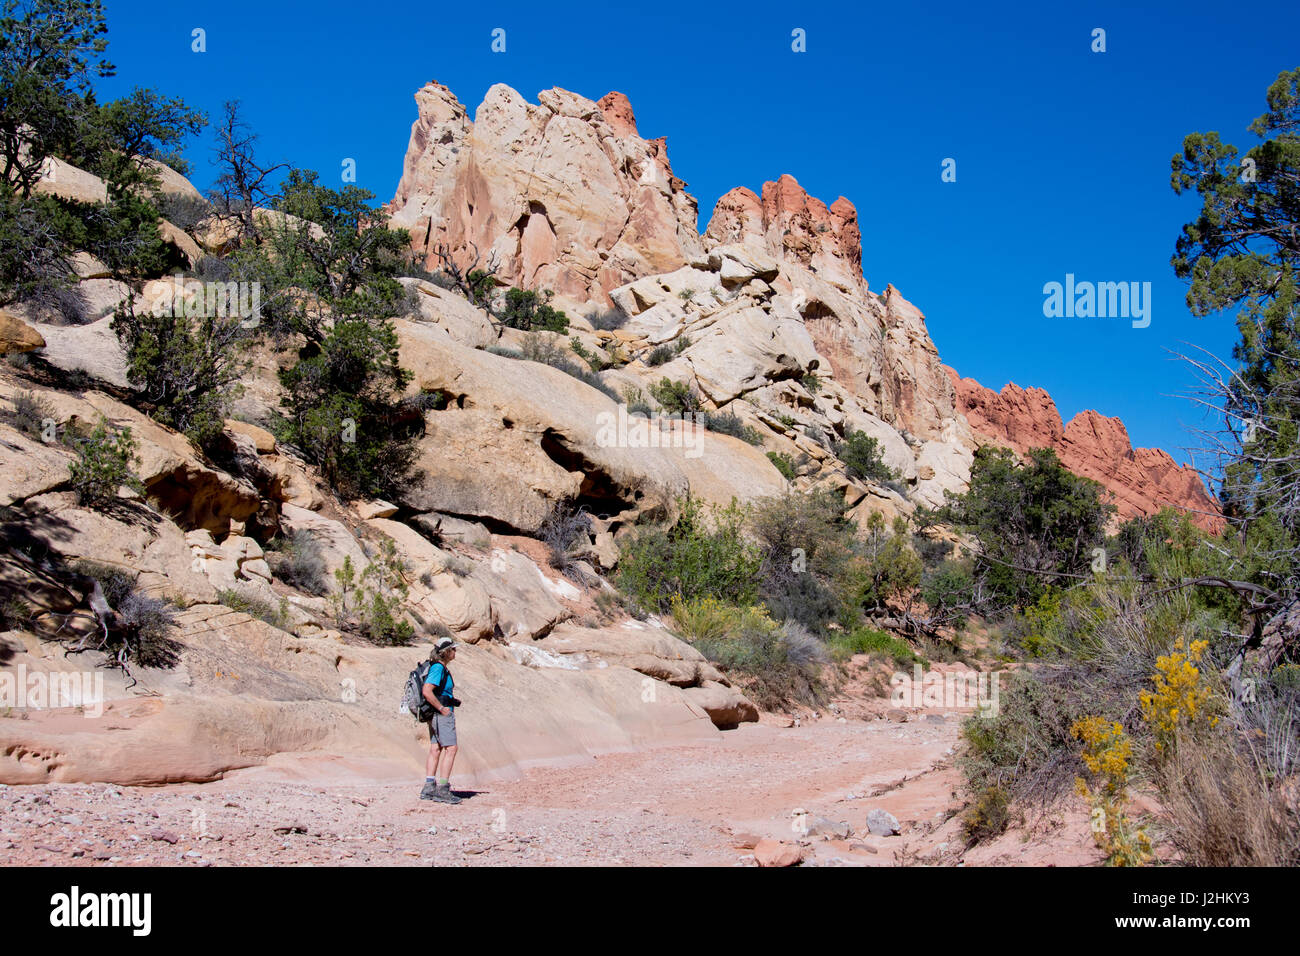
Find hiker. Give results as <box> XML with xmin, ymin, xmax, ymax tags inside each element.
<box><xmin>420</xmin><ymin>637</ymin><xmax>462</xmax><ymax>803</ymax></box>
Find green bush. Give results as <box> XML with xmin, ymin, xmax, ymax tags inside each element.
<box><xmin>766</xmin><ymin>451</ymin><xmax>796</xmax><ymax>480</ymax></box>
<box><xmin>941</xmin><ymin>445</ymin><xmax>1113</xmax><ymax>612</ymax></box>
<box><xmin>330</xmin><ymin>540</ymin><xmax>415</xmax><ymax>645</ymax></box>
<box><xmin>671</xmin><ymin>597</ymin><xmax>825</xmax><ymax>708</ymax></box>
<box><xmin>858</xmin><ymin>512</ymin><xmax>923</xmax><ymax>613</ymax></box>
<box><xmin>648</xmin><ymin>376</ymin><xmax>699</xmax><ymax>414</ymax></box>
<box><xmin>68</xmin><ymin>417</ymin><xmax>143</xmax><ymax>508</ymax></box>
<box><xmin>827</xmin><ymin>626</ymin><xmax>918</xmax><ymax>665</ymax></box>
<box><xmin>616</xmin><ymin>497</ymin><xmax>762</xmax><ymax>612</ymax></box>
<box><xmin>112</xmin><ymin>297</ymin><xmax>249</xmax><ymax>449</ymax></box>
<box><xmin>834</xmin><ymin>429</ymin><xmax>895</xmax><ymax>483</ymax></box>
<box><xmin>500</xmin><ymin>287</ymin><xmax>568</xmax><ymax>333</ymax></box>
<box><xmin>701</xmin><ymin>411</ymin><xmax>763</xmax><ymax>445</ymax></box>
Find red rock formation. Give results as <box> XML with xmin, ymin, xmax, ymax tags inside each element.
<box><xmin>946</xmin><ymin>368</ymin><xmax>1222</xmax><ymax>531</ymax></box>
<box><xmin>705</xmin><ymin>173</ymin><xmax>863</xmax><ymax>293</ymax></box>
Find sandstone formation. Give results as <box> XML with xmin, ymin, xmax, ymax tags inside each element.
<box><xmin>388</xmin><ymin>82</ymin><xmax>704</xmax><ymax>303</ymax></box>
<box><xmin>947</xmin><ymin>368</ymin><xmax>1221</xmax><ymax>528</ymax></box>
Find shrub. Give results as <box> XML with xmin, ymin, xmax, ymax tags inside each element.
<box><xmin>649</xmin><ymin>376</ymin><xmax>699</xmax><ymax>415</ymax></box>
<box><xmin>801</xmin><ymin>372</ymin><xmax>822</xmax><ymax>395</ymax></box>
<box><xmin>265</xmin><ymin>529</ymin><xmax>329</xmax><ymax>595</ymax></box>
<box><xmin>962</xmin><ymin>785</ymin><xmax>1011</xmax><ymax>844</ymax></box>
<box><xmin>919</xmin><ymin>558</ymin><xmax>975</xmax><ymax>629</ymax></box>
<box><xmin>275</xmin><ymin>312</ymin><xmax>418</xmax><ymax>499</ymax></box>
<box><xmin>941</xmin><ymin>445</ymin><xmax>1113</xmax><ymax>612</ymax></box>
<box><xmin>111</xmin><ymin>297</ymin><xmax>249</xmax><ymax>449</ymax></box>
<box><xmin>671</xmin><ymin>597</ymin><xmax>825</xmax><ymax>707</ymax></box>
<box><xmin>834</xmin><ymin>429</ymin><xmax>895</xmax><ymax>483</ymax></box>
<box><xmin>330</xmin><ymin>540</ymin><xmax>415</xmax><ymax>645</ymax></box>
<box><xmin>646</xmin><ymin>344</ymin><xmax>675</xmax><ymax>367</ymax></box>
<box><xmin>68</xmin><ymin>418</ymin><xmax>143</xmax><ymax>508</ymax></box>
<box><xmin>827</xmin><ymin>626</ymin><xmax>918</xmax><ymax>665</ymax></box>
<box><xmin>858</xmin><ymin>512</ymin><xmax>923</xmax><ymax>613</ymax></box>
<box><xmin>749</xmin><ymin>489</ymin><xmax>862</xmax><ymax>633</ymax></box>
<box><xmin>539</xmin><ymin>500</ymin><xmax>593</xmax><ymax>582</ymax></box>
<box><xmin>10</xmin><ymin>390</ymin><xmax>56</xmax><ymax>440</ymax></box>
<box><xmin>570</xmin><ymin>336</ymin><xmax>602</xmax><ymax>371</ymax></box>
<box><xmin>701</xmin><ymin>411</ymin><xmax>763</xmax><ymax>445</ymax></box>
<box><xmin>500</xmin><ymin>287</ymin><xmax>568</xmax><ymax>333</ymax></box>
<box><xmin>767</xmin><ymin>451</ymin><xmax>796</xmax><ymax>480</ymax></box>
<box><xmin>616</xmin><ymin>497</ymin><xmax>762</xmax><ymax>613</ymax></box>
<box><xmin>622</xmin><ymin>386</ymin><xmax>653</xmax><ymax>417</ymax></box>
<box><xmin>217</xmin><ymin>588</ymin><xmax>291</xmax><ymax>630</ymax></box>
<box><xmin>587</xmin><ymin>307</ymin><xmax>627</xmax><ymax>331</ymax></box>
<box><xmin>71</xmin><ymin>562</ymin><xmax>179</xmax><ymax>670</ymax></box>
<box><xmin>157</xmin><ymin>193</ymin><xmax>212</xmax><ymax>232</ymax></box>
<box><xmin>514</xmin><ymin>333</ymin><xmax>620</xmax><ymax>400</ymax></box>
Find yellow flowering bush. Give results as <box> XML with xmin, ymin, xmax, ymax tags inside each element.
<box><xmin>1071</xmin><ymin>715</ymin><xmax>1151</xmax><ymax>866</ymax></box>
<box><xmin>1139</xmin><ymin>639</ymin><xmax>1219</xmax><ymax>751</ymax></box>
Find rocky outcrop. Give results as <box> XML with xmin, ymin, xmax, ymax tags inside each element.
<box><xmin>0</xmin><ymin>310</ymin><xmax>45</xmax><ymax>354</ymax></box>
<box><xmin>388</xmin><ymin>82</ymin><xmax>704</xmax><ymax>303</ymax></box>
<box><xmin>947</xmin><ymin>368</ymin><xmax>1221</xmax><ymax>529</ymax></box>
<box><xmin>705</xmin><ymin>174</ymin><xmax>864</xmax><ymax>294</ymax></box>
<box><xmin>701</xmin><ymin>175</ymin><xmax>965</xmax><ymax>447</ymax></box>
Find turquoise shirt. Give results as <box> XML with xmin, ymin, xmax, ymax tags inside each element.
<box><xmin>423</xmin><ymin>662</ymin><xmax>454</xmax><ymax>707</ymax></box>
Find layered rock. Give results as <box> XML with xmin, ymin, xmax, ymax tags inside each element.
<box><xmin>947</xmin><ymin>368</ymin><xmax>1221</xmax><ymax>528</ymax></box>
<box><xmin>388</xmin><ymin>82</ymin><xmax>704</xmax><ymax>303</ymax></box>
<box><xmin>702</xmin><ymin>175</ymin><xmax>964</xmax><ymax>446</ymax></box>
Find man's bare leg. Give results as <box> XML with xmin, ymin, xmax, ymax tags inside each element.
<box><xmin>436</xmin><ymin>744</ymin><xmax>458</xmax><ymax>784</ymax></box>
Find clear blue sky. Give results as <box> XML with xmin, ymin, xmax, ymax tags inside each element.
<box><xmin>97</xmin><ymin>0</ymin><xmax>1300</xmax><ymax>468</ymax></box>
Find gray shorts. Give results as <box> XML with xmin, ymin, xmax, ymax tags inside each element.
<box><xmin>427</xmin><ymin>709</ymin><xmax>457</xmax><ymax>747</ymax></box>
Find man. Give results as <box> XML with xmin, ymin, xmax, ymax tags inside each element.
<box><xmin>419</xmin><ymin>637</ymin><xmax>462</xmax><ymax>804</ymax></box>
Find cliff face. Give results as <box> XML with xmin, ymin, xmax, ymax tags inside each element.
<box><xmin>946</xmin><ymin>368</ymin><xmax>1222</xmax><ymax>530</ymax></box>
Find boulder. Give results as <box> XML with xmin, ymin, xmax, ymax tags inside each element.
<box><xmin>223</xmin><ymin>419</ymin><xmax>276</xmax><ymax>454</ymax></box>
<box><xmin>279</xmin><ymin>503</ymin><xmax>368</xmax><ymax>578</ymax></box>
<box><xmin>0</xmin><ymin>310</ymin><xmax>45</xmax><ymax>354</ymax></box>
<box><xmin>681</xmin><ymin>680</ymin><xmax>760</xmax><ymax>728</ymax></box>
<box><xmin>753</xmin><ymin>838</ymin><xmax>803</xmax><ymax>867</ymax></box>
<box><xmin>26</xmin><ymin>315</ymin><xmax>129</xmax><ymax>389</ymax></box>
<box><xmin>398</xmin><ymin>278</ymin><xmax>498</xmax><ymax>348</ymax></box>
<box><xmin>866</xmin><ymin>808</ymin><xmax>901</xmax><ymax>836</ymax></box>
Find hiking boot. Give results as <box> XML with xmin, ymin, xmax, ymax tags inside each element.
<box><xmin>433</xmin><ymin>782</ymin><xmax>462</xmax><ymax>804</ymax></box>
<box><xmin>419</xmin><ymin>780</ymin><xmax>439</xmax><ymax>801</ymax></box>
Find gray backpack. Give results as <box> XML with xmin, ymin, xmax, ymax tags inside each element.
<box><xmin>400</xmin><ymin>660</ymin><xmax>448</xmax><ymax>722</ymax></box>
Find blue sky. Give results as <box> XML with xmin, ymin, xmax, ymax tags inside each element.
<box><xmin>97</xmin><ymin>0</ymin><xmax>1300</xmax><ymax>469</ymax></box>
